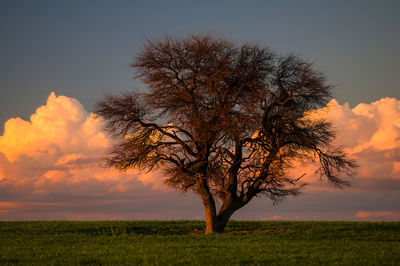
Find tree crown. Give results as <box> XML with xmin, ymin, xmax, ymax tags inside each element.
<box><xmin>96</xmin><ymin>34</ymin><xmax>356</xmax><ymax>205</ymax></box>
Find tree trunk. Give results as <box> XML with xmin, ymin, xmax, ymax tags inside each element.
<box><xmin>201</xmin><ymin>193</ymin><xmax>236</xmax><ymax>234</ymax></box>
<box><xmin>204</xmin><ymin>204</ymin><xmax>219</xmax><ymax>234</ymax></box>
<box><xmin>197</xmin><ymin>176</ymin><xmax>243</xmax><ymax>234</ymax></box>
<box><xmin>203</xmin><ymin>196</ymin><xmax>243</xmax><ymax>234</ymax></box>
<box><xmin>204</xmin><ymin>205</ymin><xmax>231</xmax><ymax>234</ymax></box>
<box><xmin>197</xmin><ymin>177</ymin><xmax>220</xmax><ymax>234</ymax></box>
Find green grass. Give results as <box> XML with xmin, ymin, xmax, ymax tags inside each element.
<box><xmin>0</xmin><ymin>220</ymin><xmax>399</xmax><ymax>265</ymax></box>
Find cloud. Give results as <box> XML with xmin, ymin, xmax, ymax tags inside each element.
<box><xmin>330</xmin><ymin>98</ymin><xmax>400</xmax><ymax>188</ymax></box>
<box><xmin>0</xmin><ymin>92</ymin><xmax>197</xmax><ymax>220</ymax></box>
<box><xmin>296</xmin><ymin>98</ymin><xmax>400</xmax><ymax>190</ymax></box>
<box><xmin>353</xmin><ymin>211</ymin><xmax>400</xmax><ymax>221</ymax></box>
<box><xmin>0</xmin><ymin>93</ymin><xmax>399</xmax><ymax>220</ymax></box>
<box><xmin>0</xmin><ymin>93</ymin><xmax>174</xmax><ymax>212</ymax></box>
<box><xmin>0</xmin><ymin>93</ymin><xmax>107</xmax><ymax>163</ymax></box>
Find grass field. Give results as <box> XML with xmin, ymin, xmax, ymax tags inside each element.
<box><xmin>0</xmin><ymin>220</ymin><xmax>399</xmax><ymax>265</ymax></box>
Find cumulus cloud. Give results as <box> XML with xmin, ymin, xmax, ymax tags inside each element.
<box><xmin>0</xmin><ymin>93</ymin><xmax>107</xmax><ymax>163</ymax></box>
<box><xmin>278</xmin><ymin>97</ymin><xmax>400</xmax><ymax>191</ymax></box>
<box><xmin>315</xmin><ymin>98</ymin><xmax>400</xmax><ymax>190</ymax></box>
<box><xmin>0</xmin><ymin>93</ymin><xmax>171</xmax><ymax>205</ymax></box>
<box><xmin>0</xmin><ymin>92</ymin><xmax>195</xmax><ymax>219</ymax></box>
<box><xmin>0</xmin><ymin>92</ymin><xmax>399</xmax><ymax>220</ymax></box>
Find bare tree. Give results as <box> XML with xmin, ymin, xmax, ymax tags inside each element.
<box><xmin>95</xmin><ymin>34</ymin><xmax>357</xmax><ymax>234</ymax></box>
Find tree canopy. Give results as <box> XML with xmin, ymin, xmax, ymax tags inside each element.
<box><xmin>95</xmin><ymin>34</ymin><xmax>356</xmax><ymax>233</ymax></box>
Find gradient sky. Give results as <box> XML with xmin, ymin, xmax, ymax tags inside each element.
<box><xmin>1</xmin><ymin>0</ymin><xmax>400</xmax><ymax>221</ymax></box>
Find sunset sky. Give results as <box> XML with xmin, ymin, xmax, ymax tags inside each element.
<box><xmin>1</xmin><ymin>0</ymin><xmax>400</xmax><ymax>221</ymax></box>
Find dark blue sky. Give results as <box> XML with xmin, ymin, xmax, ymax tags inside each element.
<box><xmin>1</xmin><ymin>0</ymin><xmax>399</xmax><ymax>130</ymax></box>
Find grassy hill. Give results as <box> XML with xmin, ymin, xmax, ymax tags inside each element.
<box><xmin>1</xmin><ymin>220</ymin><xmax>399</xmax><ymax>265</ymax></box>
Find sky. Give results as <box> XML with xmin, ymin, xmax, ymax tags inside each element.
<box><xmin>0</xmin><ymin>0</ymin><xmax>399</xmax><ymax>221</ymax></box>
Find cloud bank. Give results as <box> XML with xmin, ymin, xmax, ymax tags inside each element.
<box><xmin>354</xmin><ymin>211</ymin><xmax>400</xmax><ymax>221</ymax></box>
<box><xmin>0</xmin><ymin>92</ymin><xmax>136</xmax><ymax>196</ymax></box>
<box><xmin>318</xmin><ymin>98</ymin><xmax>400</xmax><ymax>190</ymax></box>
<box><xmin>0</xmin><ymin>93</ymin><xmax>399</xmax><ymax>220</ymax></box>
<box><xmin>0</xmin><ymin>93</ymin><xmax>182</xmax><ymax>219</ymax></box>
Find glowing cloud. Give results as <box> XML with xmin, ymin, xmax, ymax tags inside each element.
<box><xmin>282</xmin><ymin>98</ymin><xmax>400</xmax><ymax>189</ymax></box>
<box><xmin>0</xmin><ymin>93</ymin><xmax>399</xmax><ymax>220</ymax></box>
<box><xmin>0</xmin><ymin>92</ymin><xmax>108</xmax><ymax>162</ymax></box>
<box><xmin>354</xmin><ymin>211</ymin><xmax>400</xmax><ymax>221</ymax></box>
<box><xmin>2</xmin><ymin>94</ymin><xmax>400</xmax><ymax>193</ymax></box>
<box><xmin>0</xmin><ymin>92</ymin><xmax>154</xmax><ymax>201</ymax></box>
<box><xmin>319</xmin><ymin>98</ymin><xmax>400</xmax><ymax>186</ymax></box>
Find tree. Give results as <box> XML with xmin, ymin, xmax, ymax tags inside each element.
<box><xmin>95</xmin><ymin>34</ymin><xmax>357</xmax><ymax>234</ymax></box>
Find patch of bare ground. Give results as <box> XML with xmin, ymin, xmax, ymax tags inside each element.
<box><xmin>233</xmin><ymin>229</ymin><xmax>274</xmax><ymax>234</ymax></box>
<box><xmin>187</xmin><ymin>229</ymin><xmax>204</xmax><ymax>235</ymax></box>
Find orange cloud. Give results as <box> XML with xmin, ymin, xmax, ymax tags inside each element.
<box><xmin>0</xmin><ymin>92</ymin><xmax>169</xmax><ymax>200</ymax></box>
<box><xmin>0</xmin><ymin>93</ymin><xmax>106</xmax><ymax>162</ymax></box>
<box><xmin>0</xmin><ymin>93</ymin><xmax>399</xmax><ymax>220</ymax></box>
<box><xmin>2</xmin><ymin>93</ymin><xmax>400</xmax><ymax>193</ymax></box>
<box><xmin>354</xmin><ymin>211</ymin><xmax>400</xmax><ymax>220</ymax></box>
<box><xmin>296</xmin><ymin>98</ymin><xmax>400</xmax><ymax>189</ymax></box>
<box><xmin>324</xmin><ymin>98</ymin><xmax>400</xmax><ymax>154</ymax></box>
